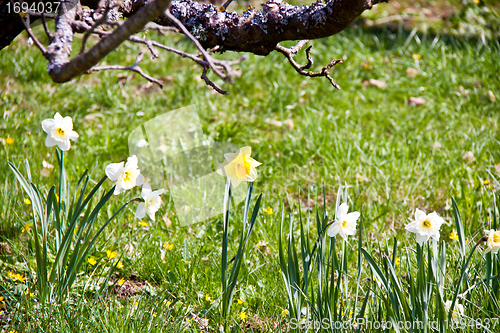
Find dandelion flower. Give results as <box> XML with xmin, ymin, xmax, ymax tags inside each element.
<box><xmin>264</xmin><ymin>206</ymin><xmax>273</xmax><ymax>215</ymax></box>
<box><xmin>105</xmin><ymin>155</ymin><xmax>144</xmax><ymax>195</ymax></box>
<box><xmin>117</xmin><ymin>261</ymin><xmax>124</xmax><ymax>269</ymax></box>
<box><xmin>5</xmin><ymin>137</ymin><xmax>14</xmax><ymax>144</ymax></box>
<box><xmin>327</xmin><ymin>203</ymin><xmax>360</xmax><ymax>240</ymax></box>
<box><xmin>281</xmin><ymin>309</ymin><xmax>289</xmax><ymax>318</ymax></box>
<box><xmin>239</xmin><ymin>310</ymin><xmax>248</xmax><ymax>322</ymax></box>
<box><xmin>135</xmin><ymin>183</ymin><xmax>164</xmax><ymax>221</ymax></box>
<box><xmin>88</xmin><ymin>257</ymin><xmax>97</xmax><ymax>266</ymax></box>
<box><xmin>484</xmin><ymin>229</ymin><xmax>500</xmax><ymax>254</ymax></box>
<box><xmin>405</xmin><ymin>208</ymin><xmax>445</xmax><ymax>246</ymax></box>
<box><xmin>41</xmin><ymin>112</ymin><xmax>79</xmax><ymax>151</ymax></box>
<box><xmin>24</xmin><ymin>198</ymin><xmax>31</xmax><ymax>205</ymax></box>
<box><xmin>444</xmin><ymin>300</ymin><xmax>464</xmax><ymax>319</ymax></box>
<box><xmin>216</xmin><ymin>146</ymin><xmax>262</xmax><ymax>188</ymax></box>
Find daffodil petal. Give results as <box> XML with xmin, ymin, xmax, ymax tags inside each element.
<box><xmin>105</xmin><ymin>163</ymin><xmax>123</xmax><ymax>181</ymax></box>
<box><xmin>239</xmin><ymin>146</ymin><xmax>252</xmax><ymax>156</ymax></box>
<box><xmin>345</xmin><ymin>211</ymin><xmax>360</xmax><ymax>222</ymax></box>
<box><xmin>224</xmin><ymin>153</ymin><xmax>238</xmax><ymax>162</ymax></box>
<box><xmin>415</xmin><ymin>208</ymin><xmax>427</xmax><ymax>221</ymax></box>
<box><xmin>45</xmin><ymin>135</ymin><xmax>58</xmax><ymax>147</ymax></box>
<box><xmin>337</xmin><ymin>203</ymin><xmax>349</xmax><ymax>220</ymax></box>
<box><xmin>135</xmin><ymin>202</ymin><xmax>146</xmax><ymax>219</ymax></box>
<box><xmin>57</xmin><ymin>140</ymin><xmax>71</xmax><ymax>151</ymax></box>
<box><xmin>41</xmin><ymin>119</ymin><xmax>55</xmax><ymax>133</ymax></box>
<box><xmin>245</xmin><ymin>156</ymin><xmax>262</xmax><ymax>167</ymax></box>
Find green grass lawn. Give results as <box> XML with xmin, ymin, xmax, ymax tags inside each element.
<box><xmin>1</xmin><ymin>2</ymin><xmax>500</xmax><ymax>332</ymax></box>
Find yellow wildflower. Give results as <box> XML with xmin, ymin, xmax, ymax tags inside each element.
<box><xmin>166</xmin><ymin>301</ymin><xmax>172</xmax><ymax>306</ymax></box>
<box><xmin>237</xmin><ymin>299</ymin><xmax>244</xmax><ymax>305</ymax></box>
<box><xmin>21</xmin><ymin>222</ymin><xmax>33</xmax><ymax>233</ymax></box>
<box><xmin>24</xmin><ymin>198</ymin><xmax>31</xmax><ymax>205</ymax></box>
<box><xmin>205</xmin><ymin>294</ymin><xmax>212</xmax><ymax>302</ymax></box>
<box><xmin>281</xmin><ymin>309</ymin><xmax>289</xmax><ymax>317</ymax></box>
<box><xmin>264</xmin><ymin>206</ymin><xmax>273</xmax><ymax>215</ymax></box>
<box><xmin>0</xmin><ymin>296</ymin><xmax>3</xmax><ymax>301</ymax></box>
<box><xmin>473</xmin><ymin>0</ymin><xmax>479</xmax><ymax>3</ymax></box>
<box><xmin>165</xmin><ymin>242</ymin><xmax>174</xmax><ymax>251</ymax></box>
<box><xmin>117</xmin><ymin>278</ymin><xmax>125</xmax><ymax>285</ymax></box>
<box><xmin>239</xmin><ymin>310</ymin><xmax>248</xmax><ymax>322</ymax></box>
<box><xmin>139</xmin><ymin>221</ymin><xmax>149</xmax><ymax>227</ymax></box>
<box><xmin>106</xmin><ymin>250</ymin><xmax>117</xmax><ymax>259</ymax></box>
<box><xmin>483</xmin><ymin>179</ymin><xmax>490</xmax><ymax>185</ymax></box>
<box><xmin>117</xmin><ymin>261</ymin><xmax>124</xmax><ymax>269</ymax></box>
<box><xmin>5</xmin><ymin>137</ymin><xmax>14</xmax><ymax>144</ymax></box>
<box><xmin>412</xmin><ymin>54</ymin><xmax>421</xmax><ymax>60</ymax></box>
<box><xmin>88</xmin><ymin>257</ymin><xmax>97</xmax><ymax>265</ymax></box>
<box><xmin>450</xmin><ymin>230</ymin><xmax>459</xmax><ymax>241</ymax></box>
<box><xmin>74</xmin><ymin>226</ymin><xmax>79</xmax><ymax>235</ymax></box>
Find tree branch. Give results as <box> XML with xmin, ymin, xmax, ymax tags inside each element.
<box><xmin>47</xmin><ymin>0</ymin><xmax>172</xmax><ymax>83</ymax></box>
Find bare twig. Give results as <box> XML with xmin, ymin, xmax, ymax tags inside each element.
<box><xmin>80</xmin><ymin>0</ymin><xmax>114</xmax><ymax>54</ymax></box>
<box><xmin>143</xmin><ymin>22</ymin><xmax>179</xmax><ymax>35</ymax></box>
<box><xmin>165</xmin><ymin>10</ymin><xmax>225</xmax><ymax>80</ymax></box>
<box><xmin>201</xmin><ymin>67</ymin><xmax>228</xmax><ymax>95</ymax></box>
<box><xmin>10</xmin><ymin>0</ymin><xmax>48</xmax><ymax>58</ymax></box>
<box><xmin>275</xmin><ymin>41</ymin><xmax>342</xmax><ymax>90</ymax></box>
<box><xmin>41</xmin><ymin>14</ymin><xmax>53</xmax><ymax>40</ymax></box>
<box><xmin>88</xmin><ymin>52</ymin><xmax>164</xmax><ymax>88</ymax></box>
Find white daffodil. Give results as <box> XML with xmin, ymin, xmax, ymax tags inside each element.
<box><xmin>405</xmin><ymin>208</ymin><xmax>445</xmax><ymax>245</ymax></box>
<box><xmin>484</xmin><ymin>229</ymin><xmax>500</xmax><ymax>254</ymax></box>
<box><xmin>444</xmin><ymin>300</ymin><xmax>464</xmax><ymax>319</ymax></box>
<box><xmin>41</xmin><ymin>112</ymin><xmax>79</xmax><ymax>151</ymax></box>
<box><xmin>135</xmin><ymin>183</ymin><xmax>164</xmax><ymax>221</ymax></box>
<box><xmin>216</xmin><ymin>146</ymin><xmax>262</xmax><ymax>188</ymax></box>
<box><xmin>327</xmin><ymin>203</ymin><xmax>360</xmax><ymax>240</ymax></box>
<box><xmin>105</xmin><ymin>155</ymin><xmax>144</xmax><ymax>195</ymax></box>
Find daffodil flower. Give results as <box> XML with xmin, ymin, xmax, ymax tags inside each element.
<box><xmin>444</xmin><ymin>300</ymin><xmax>464</xmax><ymax>319</ymax></box>
<box><xmin>216</xmin><ymin>146</ymin><xmax>262</xmax><ymax>188</ymax></box>
<box><xmin>135</xmin><ymin>183</ymin><xmax>164</xmax><ymax>221</ymax></box>
<box><xmin>327</xmin><ymin>203</ymin><xmax>360</xmax><ymax>240</ymax></box>
<box><xmin>41</xmin><ymin>112</ymin><xmax>79</xmax><ymax>151</ymax></box>
<box><xmin>405</xmin><ymin>208</ymin><xmax>445</xmax><ymax>245</ymax></box>
<box><xmin>105</xmin><ymin>155</ymin><xmax>144</xmax><ymax>195</ymax></box>
<box><xmin>484</xmin><ymin>229</ymin><xmax>500</xmax><ymax>254</ymax></box>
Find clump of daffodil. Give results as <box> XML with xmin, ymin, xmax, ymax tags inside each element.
<box><xmin>41</xmin><ymin>112</ymin><xmax>79</xmax><ymax>151</ymax></box>
<box><xmin>484</xmin><ymin>229</ymin><xmax>500</xmax><ymax>254</ymax></box>
<box><xmin>135</xmin><ymin>183</ymin><xmax>164</xmax><ymax>221</ymax></box>
<box><xmin>105</xmin><ymin>155</ymin><xmax>144</xmax><ymax>195</ymax></box>
<box><xmin>216</xmin><ymin>146</ymin><xmax>262</xmax><ymax>188</ymax></box>
<box><xmin>327</xmin><ymin>203</ymin><xmax>360</xmax><ymax>240</ymax></box>
<box><xmin>405</xmin><ymin>208</ymin><xmax>445</xmax><ymax>245</ymax></box>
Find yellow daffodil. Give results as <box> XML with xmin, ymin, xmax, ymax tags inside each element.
<box><xmin>41</xmin><ymin>112</ymin><xmax>79</xmax><ymax>151</ymax></box>
<box><xmin>136</xmin><ymin>183</ymin><xmax>164</xmax><ymax>221</ymax></box>
<box><xmin>24</xmin><ymin>198</ymin><xmax>31</xmax><ymax>205</ymax></box>
<box><xmin>450</xmin><ymin>230</ymin><xmax>459</xmax><ymax>241</ymax></box>
<box><xmin>6</xmin><ymin>137</ymin><xmax>14</xmax><ymax>144</ymax></box>
<box><xmin>264</xmin><ymin>206</ymin><xmax>273</xmax><ymax>215</ymax></box>
<box><xmin>105</xmin><ymin>155</ymin><xmax>144</xmax><ymax>195</ymax></box>
<box><xmin>405</xmin><ymin>208</ymin><xmax>445</xmax><ymax>245</ymax></box>
<box><xmin>106</xmin><ymin>250</ymin><xmax>117</xmax><ymax>259</ymax></box>
<box><xmin>485</xmin><ymin>229</ymin><xmax>500</xmax><ymax>254</ymax></box>
<box><xmin>21</xmin><ymin>222</ymin><xmax>32</xmax><ymax>233</ymax></box>
<box><xmin>216</xmin><ymin>146</ymin><xmax>262</xmax><ymax>188</ymax></box>
<box><xmin>239</xmin><ymin>310</ymin><xmax>248</xmax><ymax>322</ymax></box>
<box><xmin>327</xmin><ymin>203</ymin><xmax>360</xmax><ymax>240</ymax></box>
<box><xmin>281</xmin><ymin>309</ymin><xmax>289</xmax><ymax>318</ymax></box>
<box><xmin>88</xmin><ymin>257</ymin><xmax>97</xmax><ymax>265</ymax></box>
<box><xmin>117</xmin><ymin>278</ymin><xmax>125</xmax><ymax>285</ymax></box>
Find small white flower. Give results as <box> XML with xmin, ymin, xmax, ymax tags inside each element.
<box><xmin>41</xmin><ymin>112</ymin><xmax>79</xmax><ymax>151</ymax></box>
<box><xmin>137</xmin><ymin>139</ymin><xmax>149</xmax><ymax>148</ymax></box>
<box><xmin>105</xmin><ymin>155</ymin><xmax>144</xmax><ymax>195</ymax></box>
<box><xmin>405</xmin><ymin>208</ymin><xmax>445</xmax><ymax>245</ymax></box>
<box><xmin>327</xmin><ymin>203</ymin><xmax>360</xmax><ymax>240</ymax></box>
<box><xmin>484</xmin><ymin>229</ymin><xmax>500</xmax><ymax>254</ymax></box>
<box><xmin>135</xmin><ymin>183</ymin><xmax>164</xmax><ymax>221</ymax></box>
<box><xmin>444</xmin><ymin>300</ymin><xmax>464</xmax><ymax>319</ymax></box>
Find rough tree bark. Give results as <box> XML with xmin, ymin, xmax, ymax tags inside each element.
<box><xmin>0</xmin><ymin>0</ymin><xmax>387</xmax><ymax>92</ymax></box>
